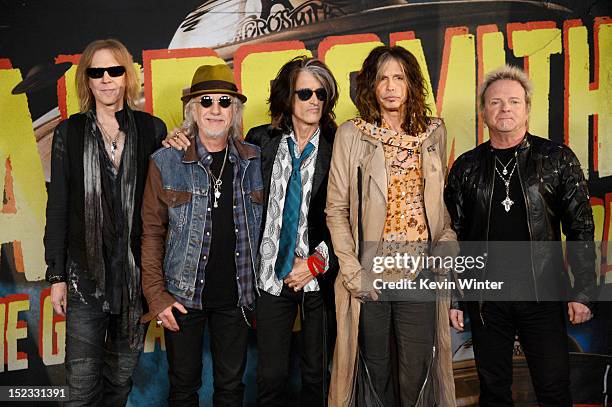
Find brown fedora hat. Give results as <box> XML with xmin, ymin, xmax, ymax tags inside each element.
<box><xmin>181</xmin><ymin>64</ymin><xmax>246</xmax><ymax>103</ymax></box>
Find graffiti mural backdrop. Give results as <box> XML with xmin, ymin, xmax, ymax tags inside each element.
<box><xmin>0</xmin><ymin>1</ymin><xmax>610</xmax><ymax>405</ymax></box>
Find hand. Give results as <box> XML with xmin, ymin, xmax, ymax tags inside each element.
<box><xmin>284</xmin><ymin>258</ymin><xmax>314</xmax><ymax>292</ymax></box>
<box><xmin>162</xmin><ymin>128</ymin><xmax>191</xmax><ymax>151</ymax></box>
<box><xmin>568</xmin><ymin>302</ymin><xmax>592</xmax><ymax>324</ymax></box>
<box><xmin>354</xmin><ymin>289</ymin><xmax>379</xmax><ymax>303</ymax></box>
<box><xmin>50</xmin><ymin>282</ymin><xmax>67</xmax><ymax>316</ymax></box>
<box><xmin>449</xmin><ymin>309</ymin><xmax>464</xmax><ymax>331</ymax></box>
<box><xmin>157</xmin><ymin>302</ymin><xmax>188</xmax><ymax>332</ymax></box>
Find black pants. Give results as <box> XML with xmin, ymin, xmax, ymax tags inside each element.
<box><xmin>164</xmin><ymin>306</ymin><xmax>249</xmax><ymax>407</ymax></box>
<box><xmin>467</xmin><ymin>301</ymin><xmax>572</xmax><ymax>407</ymax></box>
<box><xmin>65</xmin><ymin>281</ymin><xmax>141</xmax><ymax>407</ymax></box>
<box><xmin>256</xmin><ymin>284</ymin><xmax>330</xmax><ymax>407</ymax></box>
<box><xmin>359</xmin><ymin>301</ymin><xmax>435</xmax><ymax>407</ymax></box>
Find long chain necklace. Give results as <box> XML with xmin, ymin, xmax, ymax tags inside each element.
<box><xmin>95</xmin><ymin>117</ymin><xmax>121</xmax><ymax>166</ymax></box>
<box><xmin>494</xmin><ymin>156</ymin><xmax>517</xmax><ymax>212</ymax></box>
<box><xmin>206</xmin><ymin>147</ymin><xmax>229</xmax><ymax>208</ymax></box>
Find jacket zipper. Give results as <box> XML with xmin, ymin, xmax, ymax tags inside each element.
<box><xmin>515</xmin><ymin>150</ymin><xmax>538</xmax><ymax>302</ymax></box>
<box><xmin>481</xmin><ymin>160</ymin><xmax>495</xmax><ymax>326</ymax></box>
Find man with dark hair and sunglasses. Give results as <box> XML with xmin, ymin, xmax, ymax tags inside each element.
<box><xmin>141</xmin><ymin>63</ymin><xmax>263</xmax><ymax>406</ymax></box>
<box><xmin>246</xmin><ymin>56</ymin><xmax>340</xmax><ymax>406</ymax></box>
<box><xmin>43</xmin><ymin>39</ymin><xmax>167</xmax><ymax>405</ymax></box>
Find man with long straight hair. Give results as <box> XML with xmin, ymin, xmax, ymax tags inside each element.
<box><xmin>326</xmin><ymin>46</ymin><xmax>457</xmax><ymax>407</ymax></box>
<box><xmin>44</xmin><ymin>38</ymin><xmax>166</xmax><ymax>405</ymax></box>
<box><xmin>245</xmin><ymin>56</ymin><xmax>339</xmax><ymax>406</ymax></box>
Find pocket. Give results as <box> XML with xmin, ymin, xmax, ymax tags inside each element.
<box><xmin>162</xmin><ymin>188</ymin><xmax>192</xmax><ymax>232</ymax></box>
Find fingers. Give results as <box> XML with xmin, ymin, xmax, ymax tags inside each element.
<box><xmin>568</xmin><ymin>303</ymin><xmax>591</xmax><ymax>324</ymax></box>
<box><xmin>165</xmin><ymin>128</ymin><xmax>190</xmax><ymax>151</ymax></box>
<box><xmin>157</xmin><ymin>302</ymin><xmax>186</xmax><ymax>332</ymax></box>
<box><xmin>450</xmin><ymin>309</ymin><xmax>464</xmax><ymax>331</ymax></box>
<box><xmin>159</xmin><ymin>310</ymin><xmax>179</xmax><ymax>332</ymax></box>
<box><xmin>50</xmin><ymin>282</ymin><xmax>67</xmax><ymax>317</ymax></box>
<box><xmin>173</xmin><ymin>302</ymin><xmax>188</xmax><ymax>314</ymax></box>
<box><xmin>51</xmin><ymin>302</ymin><xmax>65</xmax><ymax>317</ymax></box>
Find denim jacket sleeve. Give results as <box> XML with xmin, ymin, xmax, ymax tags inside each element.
<box><xmin>140</xmin><ymin>159</ymin><xmax>177</xmax><ymax>322</ymax></box>
<box><xmin>43</xmin><ymin>121</ymin><xmax>70</xmax><ymax>284</ymax></box>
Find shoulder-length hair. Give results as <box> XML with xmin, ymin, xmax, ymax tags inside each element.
<box><xmin>75</xmin><ymin>39</ymin><xmax>140</xmax><ymax>113</ymax></box>
<box><xmin>355</xmin><ymin>46</ymin><xmax>431</xmax><ymax>135</ymax></box>
<box><xmin>269</xmin><ymin>56</ymin><xmax>339</xmax><ymax>132</ymax></box>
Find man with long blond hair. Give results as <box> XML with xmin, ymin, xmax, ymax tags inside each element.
<box><xmin>326</xmin><ymin>46</ymin><xmax>457</xmax><ymax>406</ymax></box>
<box><xmin>43</xmin><ymin>38</ymin><xmax>166</xmax><ymax>405</ymax></box>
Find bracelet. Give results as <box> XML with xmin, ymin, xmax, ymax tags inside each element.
<box><xmin>307</xmin><ymin>253</ymin><xmax>325</xmax><ymax>277</ymax></box>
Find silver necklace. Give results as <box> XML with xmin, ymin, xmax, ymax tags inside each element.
<box><xmin>206</xmin><ymin>147</ymin><xmax>229</xmax><ymax>208</ymax></box>
<box><xmin>95</xmin><ymin>118</ymin><xmax>121</xmax><ymax>165</ymax></box>
<box><xmin>495</xmin><ymin>156</ymin><xmax>514</xmax><ymax>176</ymax></box>
<box><xmin>494</xmin><ymin>157</ymin><xmax>517</xmax><ymax>212</ymax></box>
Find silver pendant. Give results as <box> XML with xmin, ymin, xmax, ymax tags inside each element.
<box><xmin>213</xmin><ymin>189</ymin><xmax>221</xmax><ymax>208</ymax></box>
<box><xmin>502</xmin><ymin>168</ymin><xmax>508</xmax><ymax>175</ymax></box>
<box><xmin>502</xmin><ymin>196</ymin><xmax>514</xmax><ymax>212</ymax></box>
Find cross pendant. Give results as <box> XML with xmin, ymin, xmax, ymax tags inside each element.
<box><xmin>501</xmin><ymin>196</ymin><xmax>514</xmax><ymax>212</ymax></box>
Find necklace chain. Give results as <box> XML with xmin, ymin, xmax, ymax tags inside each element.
<box><xmin>494</xmin><ymin>156</ymin><xmax>517</xmax><ymax>212</ymax></box>
<box><xmin>206</xmin><ymin>147</ymin><xmax>229</xmax><ymax>208</ymax></box>
<box><xmin>95</xmin><ymin>117</ymin><xmax>121</xmax><ymax>166</ymax></box>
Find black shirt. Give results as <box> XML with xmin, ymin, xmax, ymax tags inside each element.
<box><xmin>487</xmin><ymin>146</ymin><xmax>534</xmax><ymax>299</ymax></box>
<box><xmin>202</xmin><ymin>148</ymin><xmax>239</xmax><ymax>308</ymax></box>
<box><xmin>97</xmin><ymin>124</ymin><xmax>126</xmax><ymax>315</ymax></box>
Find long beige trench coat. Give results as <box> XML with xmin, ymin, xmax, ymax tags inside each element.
<box><xmin>326</xmin><ymin>119</ymin><xmax>458</xmax><ymax>407</ymax></box>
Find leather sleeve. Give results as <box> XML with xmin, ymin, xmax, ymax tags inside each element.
<box><xmin>43</xmin><ymin>121</ymin><xmax>70</xmax><ymax>284</ymax></box>
<box><xmin>140</xmin><ymin>159</ymin><xmax>176</xmax><ymax>323</ymax></box>
<box><xmin>557</xmin><ymin>147</ymin><xmax>597</xmax><ymax>309</ymax></box>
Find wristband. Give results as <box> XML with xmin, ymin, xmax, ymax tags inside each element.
<box><xmin>307</xmin><ymin>253</ymin><xmax>325</xmax><ymax>277</ymax></box>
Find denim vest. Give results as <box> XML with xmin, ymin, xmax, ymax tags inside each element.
<box><xmin>150</xmin><ymin>139</ymin><xmax>263</xmax><ymax>303</ymax></box>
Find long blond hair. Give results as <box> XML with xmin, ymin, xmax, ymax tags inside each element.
<box><xmin>75</xmin><ymin>39</ymin><xmax>139</xmax><ymax>112</ymax></box>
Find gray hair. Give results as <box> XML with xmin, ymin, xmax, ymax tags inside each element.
<box><xmin>478</xmin><ymin>64</ymin><xmax>533</xmax><ymax>112</ymax></box>
<box><xmin>181</xmin><ymin>95</ymin><xmax>244</xmax><ymax>140</ymax></box>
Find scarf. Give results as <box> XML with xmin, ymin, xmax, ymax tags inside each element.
<box><xmin>83</xmin><ymin>109</ymin><xmax>144</xmax><ymax>349</ymax></box>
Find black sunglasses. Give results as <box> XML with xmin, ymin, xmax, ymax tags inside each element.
<box><xmin>295</xmin><ymin>88</ymin><xmax>327</xmax><ymax>102</ymax></box>
<box><xmin>200</xmin><ymin>95</ymin><xmax>233</xmax><ymax>109</ymax></box>
<box><xmin>86</xmin><ymin>66</ymin><xmax>126</xmax><ymax>79</ymax></box>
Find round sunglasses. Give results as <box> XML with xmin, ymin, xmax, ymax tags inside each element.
<box><xmin>86</xmin><ymin>66</ymin><xmax>126</xmax><ymax>79</ymax></box>
<box><xmin>295</xmin><ymin>88</ymin><xmax>327</xmax><ymax>102</ymax></box>
<box><xmin>199</xmin><ymin>95</ymin><xmax>233</xmax><ymax>108</ymax></box>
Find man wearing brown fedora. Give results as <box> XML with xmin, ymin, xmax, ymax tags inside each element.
<box><xmin>140</xmin><ymin>63</ymin><xmax>264</xmax><ymax>406</ymax></box>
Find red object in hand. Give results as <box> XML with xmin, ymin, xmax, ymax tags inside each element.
<box><xmin>307</xmin><ymin>253</ymin><xmax>325</xmax><ymax>277</ymax></box>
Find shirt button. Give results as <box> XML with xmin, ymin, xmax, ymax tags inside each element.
<box><xmin>233</xmin><ymin>205</ymin><xmax>237</xmax><ymax>209</ymax></box>
<box><xmin>235</xmin><ymin>228</ymin><xmax>239</xmax><ymax>233</ymax></box>
<box><xmin>200</xmin><ymin>279</ymin><xmax>204</xmax><ymax>283</ymax></box>
<box><xmin>402</xmin><ymin>191</ymin><xmax>406</xmax><ymax>196</ymax></box>
<box><xmin>401</xmin><ymin>214</ymin><xmax>405</xmax><ymax>219</ymax></box>
<box><xmin>203</xmin><ymin>255</ymin><xmax>207</xmax><ymax>259</ymax></box>
<box><xmin>236</xmin><ymin>252</ymin><xmax>240</xmax><ymax>257</ymax></box>
<box><xmin>207</xmin><ymin>208</ymin><xmax>211</xmax><ymax>212</ymax></box>
<box><xmin>206</xmin><ymin>232</ymin><xmax>210</xmax><ymax>236</ymax></box>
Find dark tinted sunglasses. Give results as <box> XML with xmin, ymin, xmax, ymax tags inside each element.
<box><xmin>86</xmin><ymin>66</ymin><xmax>126</xmax><ymax>79</ymax></box>
<box><xmin>200</xmin><ymin>95</ymin><xmax>233</xmax><ymax>109</ymax></box>
<box><xmin>295</xmin><ymin>88</ymin><xmax>327</xmax><ymax>102</ymax></box>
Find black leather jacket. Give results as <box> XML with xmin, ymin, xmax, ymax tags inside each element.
<box><xmin>444</xmin><ymin>133</ymin><xmax>596</xmax><ymax>309</ymax></box>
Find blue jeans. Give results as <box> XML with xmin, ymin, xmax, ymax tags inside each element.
<box><xmin>65</xmin><ymin>276</ymin><xmax>141</xmax><ymax>407</ymax></box>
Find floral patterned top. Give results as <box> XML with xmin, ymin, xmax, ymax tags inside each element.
<box><xmin>352</xmin><ymin>117</ymin><xmax>442</xmax><ymax>279</ymax></box>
